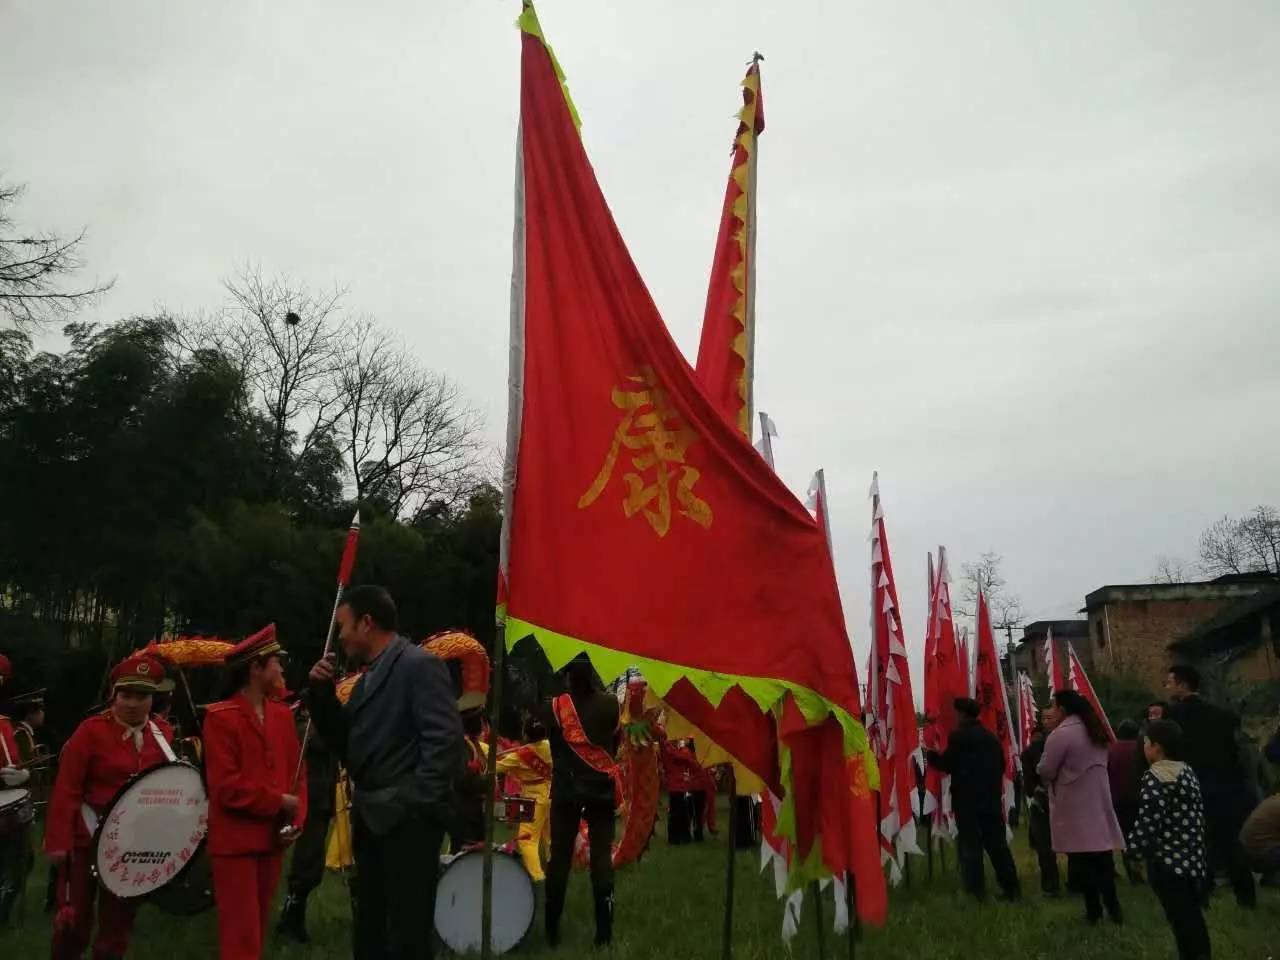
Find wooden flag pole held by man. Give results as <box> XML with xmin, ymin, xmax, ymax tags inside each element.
<box><xmin>291</xmin><ymin>509</ymin><xmax>360</xmax><ymax>793</ymax></box>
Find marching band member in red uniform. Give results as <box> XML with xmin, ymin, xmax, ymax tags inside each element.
<box><xmin>45</xmin><ymin>654</ymin><xmax>175</xmax><ymax>960</ymax></box>
<box><xmin>203</xmin><ymin>624</ymin><xmax>306</xmax><ymax>960</ymax></box>
<box><xmin>1</xmin><ymin>652</ymin><xmax>34</xmax><ymax>928</ymax></box>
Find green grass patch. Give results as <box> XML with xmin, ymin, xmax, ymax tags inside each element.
<box><xmin>4</xmin><ymin>807</ymin><xmax>1276</xmax><ymax>958</ymax></box>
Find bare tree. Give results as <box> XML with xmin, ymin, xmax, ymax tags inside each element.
<box><xmin>1151</xmin><ymin>555</ymin><xmax>1192</xmax><ymax>584</ymax></box>
<box><xmin>1198</xmin><ymin>506</ymin><xmax>1280</xmax><ymax>576</ymax></box>
<box><xmin>217</xmin><ymin>267</ymin><xmax>351</xmax><ymax>493</ymax></box>
<box><xmin>0</xmin><ymin>181</ymin><xmax>113</xmax><ymax>332</ymax></box>
<box><xmin>1238</xmin><ymin>505</ymin><xmax>1280</xmax><ymax>574</ymax></box>
<box><xmin>957</xmin><ymin>551</ymin><xmax>1024</xmax><ymax>636</ymax></box>
<box><xmin>332</xmin><ymin>320</ymin><xmax>483</xmax><ymax>520</ymax></box>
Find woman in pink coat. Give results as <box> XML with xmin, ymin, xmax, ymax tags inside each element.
<box><xmin>1037</xmin><ymin>689</ymin><xmax>1126</xmax><ymax>925</ymax></box>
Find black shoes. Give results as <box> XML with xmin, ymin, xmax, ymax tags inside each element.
<box><xmin>277</xmin><ymin>892</ymin><xmax>311</xmax><ymax>944</ymax></box>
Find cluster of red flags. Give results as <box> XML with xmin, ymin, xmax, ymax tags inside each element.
<box><xmin>1043</xmin><ymin>628</ymin><xmax>1115</xmax><ymax>741</ymax></box>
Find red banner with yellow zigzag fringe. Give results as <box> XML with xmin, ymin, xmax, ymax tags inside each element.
<box><xmin>696</xmin><ymin>60</ymin><xmax>764</xmax><ymax>436</ymax></box>
<box><xmin>500</xmin><ymin>6</ymin><xmax>881</xmax><ymax>912</ymax></box>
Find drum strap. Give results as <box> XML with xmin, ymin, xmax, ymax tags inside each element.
<box><xmin>149</xmin><ymin>721</ymin><xmax>177</xmax><ymax>763</ymax></box>
<box><xmin>80</xmin><ymin>723</ymin><xmax>176</xmax><ymax>838</ymax></box>
<box><xmin>0</xmin><ymin>730</ymin><xmax>11</xmax><ymax>766</ymax></box>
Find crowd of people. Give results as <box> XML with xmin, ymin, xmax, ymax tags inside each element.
<box><xmin>0</xmin><ymin>584</ymin><xmax>628</xmax><ymax>958</ymax></box>
<box><xmin>928</xmin><ymin>663</ymin><xmax>1279</xmax><ymax>960</ymax></box>
<box><xmin>4</xmin><ymin>608</ymin><xmax>1279</xmax><ymax>960</ymax></box>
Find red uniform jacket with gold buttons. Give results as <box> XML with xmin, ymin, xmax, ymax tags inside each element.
<box><xmin>202</xmin><ymin>694</ymin><xmax>307</xmax><ymax>856</ymax></box>
<box><xmin>45</xmin><ymin>711</ymin><xmax>175</xmax><ymax>853</ymax></box>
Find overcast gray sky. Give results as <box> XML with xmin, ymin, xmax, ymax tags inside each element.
<box><xmin>3</xmin><ymin>1</ymin><xmax>1277</xmax><ymax>684</ymax></box>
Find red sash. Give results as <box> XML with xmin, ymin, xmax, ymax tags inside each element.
<box><xmin>465</xmin><ymin>736</ymin><xmax>487</xmax><ymax>775</ymax></box>
<box><xmin>514</xmin><ymin>744</ymin><xmax>553</xmax><ymax>783</ymax></box>
<box><xmin>553</xmin><ymin>694</ymin><xmax>622</xmax><ymax>809</ymax></box>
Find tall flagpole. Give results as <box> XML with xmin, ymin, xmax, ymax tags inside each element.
<box><xmin>483</xmin><ymin>109</ymin><xmax>528</xmax><ymax>960</ymax></box>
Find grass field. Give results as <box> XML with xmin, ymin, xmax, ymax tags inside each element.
<box><xmin>4</xmin><ymin>810</ymin><xmax>1276</xmax><ymax>959</ymax></box>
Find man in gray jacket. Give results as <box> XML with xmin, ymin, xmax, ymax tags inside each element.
<box><xmin>309</xmin><ymin>585</ymin><xmax>464</xmax><ymax>960</ymax></box>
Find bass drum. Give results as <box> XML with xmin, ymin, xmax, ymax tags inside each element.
<box><xmin>91</xmin><ymin>761</ymin><xmax>209</xmax><ymax>903</ymax></box>
<box><xmin>434</xmin><ymin>849</ymin><xmax>534</xmax><ymax>955</ymax></box>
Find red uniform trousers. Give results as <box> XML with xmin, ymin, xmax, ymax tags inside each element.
<box><xmin>210</xmin><ymin>850</ymin><xmax>284</xmax><ymax>959</ymax></box>
<box><xmin>52</xmin><ymin>850</ymin><xmax>138</xmax><ymax>960</ymax></box>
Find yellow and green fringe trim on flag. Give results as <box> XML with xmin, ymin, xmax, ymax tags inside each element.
<box><xmin>726</xmin><ymin>67</ymin><xmax>762</xmax><ymax>436</ymax></box>
<box><xmin>517</xmin><ymin>2</ymin><xmax>581</xmax><ymax>132</ymax></box>
<box><xmin>502</xmin><ymin>613</ymin><xmax>879</xmax><ymax>891</ymax></box>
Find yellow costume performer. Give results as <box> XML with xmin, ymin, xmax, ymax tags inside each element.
<box><xmin>496</xmin><ymin>738</ymin><xmax>552</xmax><ymax>882</ymax></box>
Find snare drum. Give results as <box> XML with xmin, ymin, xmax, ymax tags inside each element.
<box><xmin>91</xmin><ymin>761</ymin><xmax>209</xmax><ymax>901</ymax></box>
<box><xmin>434</xmin><ymin>848</ymin><xmax>534</xmax><ymax>955</ymax></box>
<box><xmin>0</xmin><ymin>787</ymin><xmax>33</xmax><ymax>836</ymax></box>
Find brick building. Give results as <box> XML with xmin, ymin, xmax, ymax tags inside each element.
<box><xmin>1081</xmin><ymin>573</ymin><xmax>1279</xmax><ymax>694</ymax></box>
<box><xmin>1169</xmin><ymin>584</ymin><xmax>1280</xmax><ymax>707</ymax></box>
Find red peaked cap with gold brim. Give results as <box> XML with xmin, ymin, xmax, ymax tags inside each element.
<box><xmin>224</xmin><ymin>624</ymin><xmax>283</xmax><ymax>669</ymax></box>
<box><xmin>111</xmin><ymin>654</ymin><xmax>174</xmax><ymax>694</ymax></box>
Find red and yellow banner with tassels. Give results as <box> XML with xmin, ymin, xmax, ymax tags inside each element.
<box><xmin>498</xmin><ymin>3</ymin><xmax>883</xmax><ymax>922</ymax></box>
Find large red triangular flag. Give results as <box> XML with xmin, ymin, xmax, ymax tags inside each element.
<box><xmin>1066</xmin><ymin>641</ymin><xmax>1115</xmax><ymax>741</ymax></box>
<box><xmin>1044</xmin><ymin>625</ymin><xmax>1066</xmax><ymax>692</ymax></box>
<box><xmin>921</xmin><ymin>546</ymin><xmax>965</xmax><ymax>839</ymax></box>
<box><xmin>865</xmin><ymin>473</ymin><xmax>920</xmax><ymax>881</ymax></box>
<box><xmin>1017</xmin><ymin>671</ymin><xmax>1038</xmax><ymax>755</ymax></box>
<box><xmin>661</xmin><ymin>59</ymin><xmax>774</xmax><ymax>797</ymax></box>
<box><xmin>974</xmin><ymin>587</ymin><xmax>1017</xmax><ymax>821</ymax></box>
<box><xmin>501</xmin><ymin>5</ymin><xmax>877</xmax><ymax>905</ymax></box>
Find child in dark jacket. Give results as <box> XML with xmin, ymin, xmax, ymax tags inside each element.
<box><xmin>1128</xmin><ymin>720</ymin><xmax>1211</xmax><ymax>960</ymax></box>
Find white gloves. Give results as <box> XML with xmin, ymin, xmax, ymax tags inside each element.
<box><xmin>0</xmin><ymin>765</ymin><xmax>30</xmax><ymax>787</ymax></box>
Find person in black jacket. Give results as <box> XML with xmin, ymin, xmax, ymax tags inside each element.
<box><xmin>927</xmin><ymin>697</ymin><xmax>1021</xmax><ymax>901</ymax></box>
<box><xmin>1164</xmin><ymin>664</ymin><xmax>1256</xmax><ymax>909</ymax></box>
<box><xmin>544</xmin><ymin>655</ymin><xmax>620</xmax><ymax>948</ymax></box>
<box><xmin>1022</xmin><ymin>712</ymin><xmax>1060</xmax><ymax>896</ymax></box>
<box><xmin>308</xmin><ymin>585</ymin><xmax>465</xmax><ymax>960</ymax></box>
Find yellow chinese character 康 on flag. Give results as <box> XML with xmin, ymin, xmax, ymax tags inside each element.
<box><xmin>578</xmin><ymin>367</ymin><xmax>713</xmax><ymax>537</ymax></box>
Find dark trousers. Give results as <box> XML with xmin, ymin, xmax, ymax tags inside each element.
<box><xmin>955</xmin><ymin>807</ymin><xmax>1019</xmax><ymax>899</ymax></box>
<box><xmin>1203</xmin><ymin>790</ymin><xmax>1255</xmax><ymax>908</ymax></box>
<box><xmin>51</xmin><ymin>851</ymin><xmax>140</xmax><ymax>960</ymax></box>
<box><xmin>449</xmin><ymin>799</ymin><xmax>485</xmax><ymax>854</ymax></box>
<box><xmin>352</xmin><ymin>809</ymin><xmax>445</xmax><ymax>960</ymax></box>
<box><xmin>1149</xmin><ymin>863</ymin><xmax>1211</xmax><ymax>960</ymax></box>
<box><xmin>288</xmin><ymin>800</ymin><xmax>335</xmax><ymax>897</ymax></box>
<box><xmin>1027</xmin><ymin>804</ymin><xmax>1060</xmax><ymax>894</ymax></box>
<box><xmin>546</xmin><ymin>792</ymin><xmax>615</xmax><ymax>944</ymax></box>
<box><xmin>667</xmin><ymin>791</ymin><xmax>692</xmax><ymax>845</ymax></box>
<box><xmin>1066</xmin><ymin>851</ymin><xmax>1121</xmax><ymax>922</ymax></box>
<box><xmin>690</xmin><ymin>791</ymin><xmax>706</xmax><ymax>842</ymax></box>
<box><xmin>0</xmin><ymin>823</ymin><xmax>29</xmax><ymax>926</ymax></box>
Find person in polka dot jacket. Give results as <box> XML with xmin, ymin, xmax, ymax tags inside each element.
<box><xmin>1128</xmin><ymin>719</ymin><xmax>1211</xmax><ymax>960</ymax></box>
